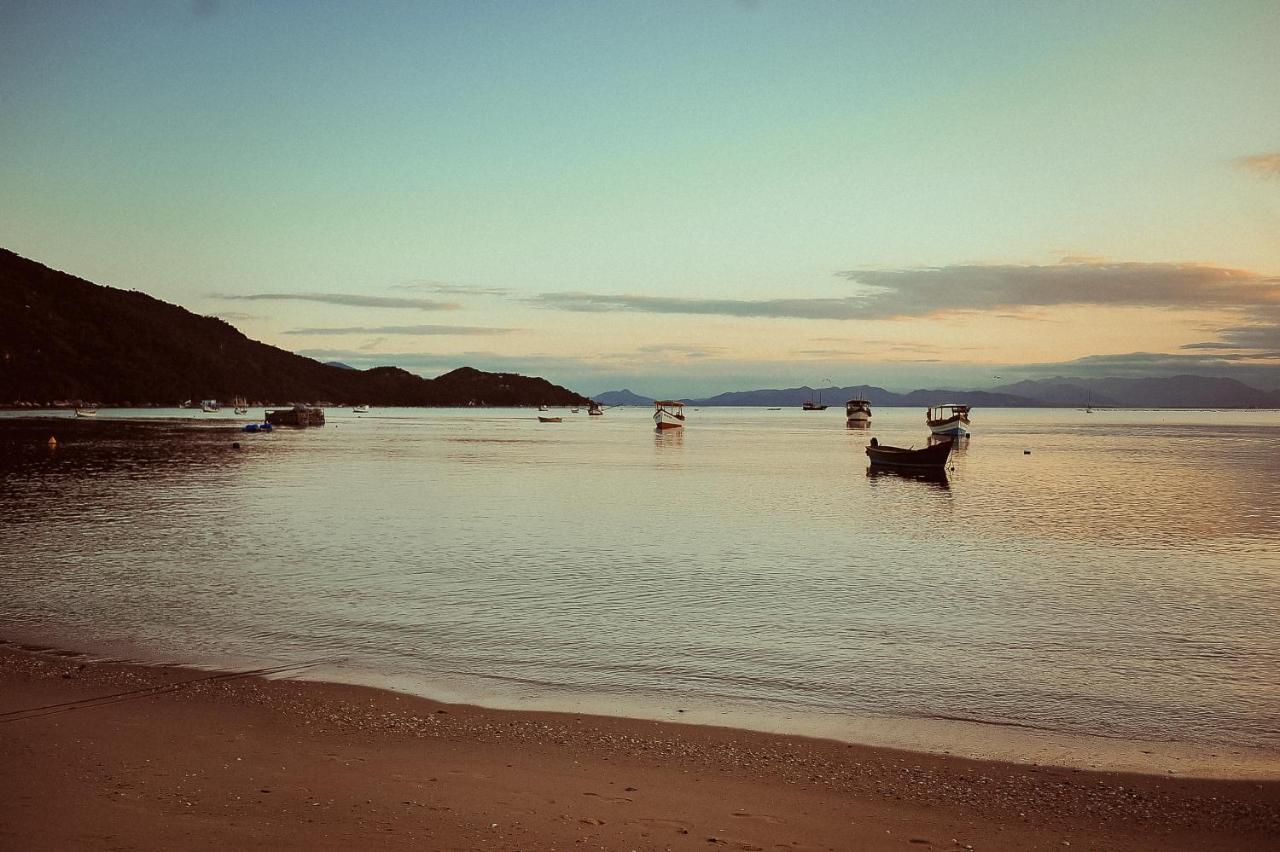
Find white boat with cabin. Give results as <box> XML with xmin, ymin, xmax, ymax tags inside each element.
<box><xmin>653</xmin><ymin>400</ymin><xmax>685</xmax><ymax>430</ymax></box>
<box><xmin>845</xmin><ymin>397</ymin><xmax>872</xmax><ymax>426</ymax></box>
<box><xmin>926</xmin><ymin>403</ymin><xmax>971</xmax><ymax>437</ymax></box>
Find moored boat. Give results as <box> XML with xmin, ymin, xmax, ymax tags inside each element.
<box><xmin>233</xmin><ymin>396</ymin><xmax>248</xmax><ymax>415</ymax></box>
<box><xmin>200</xmin><ymin>399</ymin><xmax>221</xmax><ymax>413</ymax></box>
<box><xmin>74</xmin><ymin>407</ymin><xmax>97</xmax><ymax>418</ymax></box>
<box><xmin>926</xmin><ymin>403</ymin><xmax>971</xmax><ymax>437</ymax></box>
<box><xmin>653</xmin><ymin>400</ymin><xmax>685</xmax><ymax>430</ymax></box>
<box><xmin>845</xmin><ymin>397</ymin><xmax>872</xmax><ymax>426</ymax></box>
<box><xmin>538</xmin><ymin>416</ymin><xmax>562</xmax><ymax>423</ymax></box>
<box><xmin>264</xmin><ymin>404</ymin><xmax>326</xmax><ymax>427</ymax></box>
<box><xmin>865</xmin><ymin>437</ymin><xmax>953</xmax><ymax>468</ymax></box>
<box><xmin>538</xmin><ymin>404</ymin><xmax>549</xmax><ymax>412</ymax></box>
<box><xmin>353</xmin><ymin>404</ymin><xmax>370</xmax><ymax>414</ymax></box>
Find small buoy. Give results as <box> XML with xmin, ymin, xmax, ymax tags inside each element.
<box><xmin>47</xmin><ymin>436</ymin><xmax>57</xmax><ymax>448</ymax></box>
<box><xmin>232</xmin><ymin>442</ymin><xmax>241</xmax><ymax>449</ymax></box>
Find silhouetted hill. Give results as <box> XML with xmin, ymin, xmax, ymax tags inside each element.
<box><xmin>689</xmin><ymin>384</ymin><xmax>1040</xmax><ymax>407</ymax></box>
<box><xmin>593</xmin><ymin>389</ymin><xmax>653</xmax><ymax>406</ymax></box>
<box><xmin>993</xmin><ymin>375</ymin><xmax>1280</xmax><ymax>408</ymax></box>
<box><xmin>0</xmin><ymin>248</ymin><xmax>586</xmax><ymax>407</ymax></box>
<box><xmin>686</xmin><ymin>377</ymin><xmax>1278</xmax><ymax>408</ymax></box>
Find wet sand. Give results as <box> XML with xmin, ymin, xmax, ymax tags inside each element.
<box><xmin>1</xmin><ymin>646</ymin><xmax>1276</xmax><ymax>851</ymax></box>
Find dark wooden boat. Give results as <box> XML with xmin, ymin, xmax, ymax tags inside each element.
<box><xmin>865</xmin><ymin>437</ymin><xmax>953</xmax><ymax>468</ymax></box>
<box><xmin>264</xmin><ymin>404</ymin><xmax>326</xmax><ymax>427</ymax></box>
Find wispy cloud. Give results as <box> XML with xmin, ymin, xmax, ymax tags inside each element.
<box><xmin>212</xmin><ymin>292</ymin><xmax>460</xmax><ymax>310</ymax></box>
<box><xmin>530</xmin><ymin>292</ymin><xmax>871</xmax><ymax>320</ymax></box>
<box><xmin>1006</xmin><ymin>351</ymin><xmax>1280</xmax><ymax>384</ymax></box>
<box><xmin>1179</xmin><ymin>307</ymin><xmax>1280</xmax><ymax>358</ymax></box>
<box><xmin>634</xmin><ymin>343</ymin><xmax>726</xmax><ymax>358</ymax></box>
<box><xmin>838</xmin><ymin>261</ymin><xmax>1279</xmax><ymax>319</ymax></box>
<box><xmin>393</xmin><ymin>281</ymin><xmax>514</xmax><ymax>297</ymax></box>
<box><xmin>283</xmin><ymin>324</ymin><xmax>517</xmax><ymax>336</ymax></box>
<box><xmin>530</xmin><ymin>260</ymin><xmax>1280</xmax><ymax>323</ymax></box>
<box><xmin>1236</xmin><ymin>152</ymin><xmax>1280</xmax><ymax>177</ymax></box>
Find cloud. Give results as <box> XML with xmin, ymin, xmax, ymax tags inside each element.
<box><xmin>212</xmin><ymin>292</ymin><xmax>460</xmax><ymax>310</ymax></box>
<box><xmin>1004</xmin><ymin>351</ymin><xmax>1280</xmax><ymax>385</ymax></box>
<box><xmin>530</xmin><ymin>291</ymin><xmax>872</xmax><ymax>320</ymax></box>
<box><xmin>283</xmin><ymin>324</ymin><xmax>517</xmax><ymax>336</ymax></box>
<box><xmin>530</xmin><ymin>260</ymin><xmax>1280</xmax><ymax>323</ymax></box>
<box><xmin>1236</xmin><ymin>153</ymin><xmax>1280</xmax><ymax>177</ymax></box>
<box><xmin>393</xmin><ymin>281</ymin><xmax>514</xmax><ymax>297</ymax></box>
<box><xmin>836</xmin><ymin>262</ymin><xmax>1280</xmax><ymax>319</ymax></box>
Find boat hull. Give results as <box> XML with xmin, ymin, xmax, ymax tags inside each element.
<box><xmin>866</xmin><ymin>440</ymin><xmax>953</xmax><ymax>468</ymax></box>
<box><xmin>654</xmin><ymin>420</ymin><xmax>682</xmax><ymax>430</ymax></box>
<box><xmin>927</xmin><ymin>415</ymin><xmax>970</xmax><ymax>437</ymax></box>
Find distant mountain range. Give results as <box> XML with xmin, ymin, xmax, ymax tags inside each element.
<box><xmin>0</xmin><ymin>248</ymin><xmax>586</xmax><ymax>407</ymax></box>
<box><xmin>596</xmin><ymin>375</ymin><xmax>1280</xmax><ymax>409</ymax></box>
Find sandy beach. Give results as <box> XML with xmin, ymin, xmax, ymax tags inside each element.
<box><xmin>1</xmin><ymin>645</ymin><xmax>1275</xmax><ymax>851</ymax></box>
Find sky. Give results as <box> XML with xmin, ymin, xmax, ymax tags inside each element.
<box><xmin>2</xmin><ymin>0</ymin><xmax>1278</xmax><ymax>395</ymax></box>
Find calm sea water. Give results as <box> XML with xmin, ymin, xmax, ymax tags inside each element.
<box><xmin>2</xmin><ymin>406</ymin><xmax>1278</xmax><ymax>765</ymax></box>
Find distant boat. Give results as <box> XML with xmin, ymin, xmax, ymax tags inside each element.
<box><xmin>74</xmin><ymin>407</ymin><xmax>97</xmax><ymax>418</ymax></box>
<box><xmin>845</xmin><ymin>397</ymin><xmax>872</xmax><ymax>426</ymax></box>
<box><xmin>653</xmin><ymin>400</ymin><xmax>685</xmax><ymax>430</ymax></box>
<box><xmin>538</xmin><ymin>404</ymin><xmax>549</xmax><ymax>412</ymax></box>
<box><xmin>803</xmin><ymin>382</ymin><xmax>830</xmax><ymax>411</ymax></box>
<box><xmin>201</xmin><ymin>399</ymin><xmax>221</xmax><ymax>413</ymax></box>
<box><xmin>571</xmin><ymin>406</ymin><xmax>580</xmax><ymax>413</ymax></box>
<box><xmin>233</xmin><ymin>396</ymin><xmax>248</xmax><ymax>415</ymax></box>
<box><xmin>926</xmin><ymin>403</ymin><xmax>971</xmax><ymax>437</ymax></box>
<box><xmin>802</xmin><ymin>390</ymin><xmax>828</xmax><ymax>411</ymax></box>
<box><xmin>265</xmin><ymin>404</ymin><xmax>325</xmax><ymax>427</ymax></box>
<box><xmin>538</xmin><ymin>416</ymin><xmax>562</xmax><ymax>423</ymax></box>
<box><xmin>588</xmin><ymin>402</ymin><xmax>603</xmax><ymax>416</ymax></box>
<box><xmin>865</xmin><ymin>437</ymin><xmax>953</xmax><ymax>468</ymax></box>
<box><xmin>353</xmin><ymin>404</ymin><xmax>370</xmax><ymax>414</ymax></box>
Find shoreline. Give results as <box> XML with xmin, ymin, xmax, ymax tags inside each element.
<box><xmin>2</xmin><ymin>645</ymin><xmax>1277</xmax><ymax>850</ymax></box>
<box><xmin>4</xmin><ymin>634</ymin><xmax>1278</xmax><ymax>784</ymax></box>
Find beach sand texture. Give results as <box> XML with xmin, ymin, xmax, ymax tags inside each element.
<box><xmin>1</xmin><ymin>647</ymin><xmax>1276</xmax><ymax>851</ymax></box>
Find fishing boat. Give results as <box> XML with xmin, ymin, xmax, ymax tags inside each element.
<box><xmin>865</xmin><ymin>436</ymin><xmax>953</xmax><ymax>468</ymax></box>
<box><xmin>538</xmin><ymin>404</ymin><xmax>549</xmax><ymax>412</ymax></box>
<box><xmin>538</xmin><ymin>416</ymin><xmax>562</xmax><ymax>423</ymax></box>
<box><xmin>233</xmin><ymin>396</ymin><xmax>248</xmax><ymax>415</ymax></box>
<box><xmin>74</xmin><ymin>407</ymin><xmax>97</xmax><ymax>417</ymax></box>
<box><xmin>802</xmin><ymin>389</ymin><xmax>828</xmax><ymax>411</ymax></box>
<box><xmin>353</xmin><ymin>404</ymin><xmax>370</xmax><ymax>414</ymax></box>
<box><xmin>845</xmin><ymin>397</ymin><xmax>872</xmax><ymax>426</ymax></box>
<box><xmin>200</xmin><ymin>399</ymin><xmax>221</xmax><ymax>413</ymax></box>
<box><xmin>265</xmin><ymin>404</ymin><xmax>326</xmax><ymax>427</ymax></box>
<box><xmin>571</xmin><ymin>406</ymin><xmax>580</xmax><ymax>414</ymax></box>
<box><xmin>588</xmin><ymin>402</ymin><xmax>603</xmax><ymax>416</ymax></box>
<box><xmin>653</xmin><ymin>400</ymin><xmax>685</xmax><ymax>430</ymax></box>
<box><xmin>926</xmin><ymin>403</ymin><xmax>971</xmax><ymax>437</ymax></box>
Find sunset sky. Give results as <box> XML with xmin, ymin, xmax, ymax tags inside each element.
<box><xmin>2</xmin><ymin>1</ymin><xmax>1278</xmax><ymax>395</ymax></box>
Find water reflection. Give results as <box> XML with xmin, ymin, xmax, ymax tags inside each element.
<box><xmin>2</xmin><ymin>409</ymin><xmax>1279</xmax><ymax>755</ymax></box>
<box><xmin>866</xmin><ymin>464</ymin><xmax>951</xmax><ymax>490</ymax></box>
<box><xmin>654</xmin><ymin>428</ymin><xmax>684</xmax><ymax>449</ymax></box>
<box><xmin>929</xmin><ymin>434</ymin><xmax>968</xmax><ymax>454</ymax></box>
